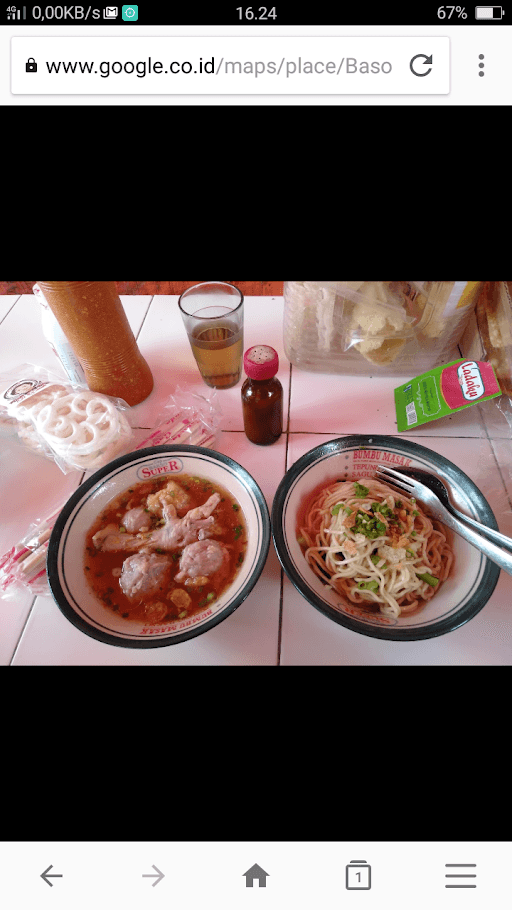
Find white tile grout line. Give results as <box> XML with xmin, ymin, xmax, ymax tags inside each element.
<box><xmin>133</xmin><ymin>294</ymin><xmax>154</xmax><ymax>340</ymax></box>
<box><xmin>276</xmin><ymin>361</ymin><xmax>294</xmax><ymax>665</ymax></box>
<box><xmin>9</xmin><ymin>594</ymin><xmax>37</xmax><ymax>666</ymax></box>
<box><xmin>489</xmin><ymin>439</ymin><xmax>512</xmax><ymax>514</ymax></box>
<box><xmin>0</xmin><ymin>295</ymin><xmax>21</xmax><ymax>325</ymax></box>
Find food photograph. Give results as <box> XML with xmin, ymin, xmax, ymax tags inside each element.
<box><xmin>1</xmin><ymin>280</ymin><xmax>512</xmax><ymax>664</ymax></box>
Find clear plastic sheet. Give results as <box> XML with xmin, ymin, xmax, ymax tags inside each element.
<box><xmin>474</xmin><ymin>281</ymin><xmax>512</xmax><ymax>434</ymax></box>
<box><xmin>136</xmin><ymin>385</ymin><xmax>221</xmax><ymax>450</ymax></box>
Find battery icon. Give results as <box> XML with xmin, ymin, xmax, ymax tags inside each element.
<box><xmin>475</xmin><ymin>6</ymin><xmax>504</xmax><ymax>17</ymax></box>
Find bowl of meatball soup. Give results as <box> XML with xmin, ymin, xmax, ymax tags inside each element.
<box><xmin>47</xmin><ymin>446</ymin><xmax>271</xmax><ymax>647</ymax></box>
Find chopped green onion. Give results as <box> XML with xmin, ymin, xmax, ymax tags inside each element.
<box><xmin>354</xmin><ymin>482</ymin><xmax>370</xmax><ymax>497</ymax></box>
<box><xmin>371</xmin><ymin>554</ymin><xmax>387</xmax><ymax>568</ymax></box>
<box><xmin>371</xmin><ymin>501</ymin><xmax>394</xmax><ymax>517</ymax></box>
<box><xmin>416</xmin><ymin>571</ymin><xmax>439</xmax><ymax>587</ymax></box>
<box><xmin>331</xmin><ymin>503</ymin><xmax>342</xmax><ymax>516</ymax></box>
<box><xmin>350</xmin><ymin>510</ymin><xmax>387</xmax><ymax>540</ymax></box>
<box><xmin>406</xmin><ymin>549</ymin><xmax>416</xmax><ymax>558</ymax></box>
<box><xmin>412</xmin><ymin>509</ymin><xmax>419</xmax><ymax>516</ymax></box>
<box><xmin>358</xmin><ymin>580</ymin><xmax>379</xmax><ymax>591</ymax></box>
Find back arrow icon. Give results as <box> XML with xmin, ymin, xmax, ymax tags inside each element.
<box><xmin>41</xmin><ymin>865</ymin><xmax>63</xmax><ymax>887</ymax></box>
<box><xmin>410</xmin><ymin>53</ymin><xmax>433</xmax><ymax>76</ymax></box>
<box><xmin>142</xmin><ymin>865</ymin><xmax>165</xmax><ymax>887</ymax></box>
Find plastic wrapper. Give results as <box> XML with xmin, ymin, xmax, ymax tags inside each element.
<box><xmin>0</xmin><ymin>363</ymin><xmax>133</xmax><ymax>474</ymax></box>
<box><xmin>0</xmin><ymin>491</ymin><xmax>69</xmax><ymax>599</ymax></box>
<box><xmin>283</xmin><ymin>281</ymin><xmax>483</xmax><ymax>375</ymax></box>
<box><xmin>475</xmin><ymin>282</ymin><xmax>512</xmax><ymax>396</ymax></box>
<box><xmin>136</xmin><ymin>385</ymin><xmax>221</xmax><ymax>450</ymax></box>
<box><xmin>467</xmin><ymin>281</ymin><xmax>512</xmax><ymax>433</ymax></box>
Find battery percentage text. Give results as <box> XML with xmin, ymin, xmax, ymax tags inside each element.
<box><xmin>437</xmin><ymin>5</ymin><xmax>468</xmax><ymax>15</ymax></box>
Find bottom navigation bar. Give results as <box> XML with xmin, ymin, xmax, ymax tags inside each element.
<box><xmin>0</xmin><ymin>843</ymin><xmax>505</xmax><ymax>910</ymax></box>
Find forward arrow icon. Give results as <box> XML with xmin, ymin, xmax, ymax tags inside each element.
<box><xmin>142</xmin><ymin>865</ymin><xmax>165</xmax><ymax>887</ymax></box>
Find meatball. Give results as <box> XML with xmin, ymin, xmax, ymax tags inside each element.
<box><xmin>119</xmin><ymin>552</ymin><xmax>172</xmax><ymax>601</ymax></box>
<box><xmin>175</xmin><ymin>538</ymin><xmax>230</xmax><ymax>587</ymax></box>
<box><xmin>122</xmin><ymin>506</ymin><xmax>151</xmax><ymax>533</ymax></box>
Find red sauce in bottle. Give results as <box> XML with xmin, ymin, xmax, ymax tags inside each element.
<box><xmin>241</xmin><ymin>345</ymin><xmax>283</xmax><ymax>445</ymax></box>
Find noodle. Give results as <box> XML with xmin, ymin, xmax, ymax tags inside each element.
<box><xmin>298</xmin><ymin>477</ymin><xmax>454</xmax><ymax>618</ymax></box>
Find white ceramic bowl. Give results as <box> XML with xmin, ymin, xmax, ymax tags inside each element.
<box><xmin>47</xmin><ymin>446</ymin><xmax>270</xmax><ymax>647</ymax></box>
<box><xmin>272</xmin><ymin>435</ymin><xmax>500</xmax><ymax>641</ymax></box>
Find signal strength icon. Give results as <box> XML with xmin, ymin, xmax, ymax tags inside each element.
<box><xmin>7</xmin><ymin>6</ymin><xmax>27</xmax><ymax>18</ymax></box>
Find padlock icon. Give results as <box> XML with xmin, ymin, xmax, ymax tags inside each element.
<box><xmin>26</xmin><ymin>58</ymin><xmax>37</xmax><ymax>72</ymax></box>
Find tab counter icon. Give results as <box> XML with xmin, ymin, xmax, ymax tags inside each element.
<box><xmin>346</xmin><ymin>860</ymin><xmax>371</xmax><ymax>890</ymax></box>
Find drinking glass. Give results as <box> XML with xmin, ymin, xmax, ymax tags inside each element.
<box><xmin>178</xmin><ymin>282</ymin><xmax>244</xmax><ymax>388</ymax></box>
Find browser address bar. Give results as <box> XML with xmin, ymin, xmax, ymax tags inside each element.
<box><xmin>11</xmin><ymin>36</ymin><xmax>450</xmax><ymax>93</ymax></box>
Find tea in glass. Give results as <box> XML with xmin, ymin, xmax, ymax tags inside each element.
<box><xmin>179</xmin><ymin>283</ymin><xmax>244</xmax><ymax>389</ymax></box>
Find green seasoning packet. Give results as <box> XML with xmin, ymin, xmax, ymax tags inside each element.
<box><xmin>394</xmin><ymin>359</ymin><xmax>501</xmax><ymax>432</ymax></box>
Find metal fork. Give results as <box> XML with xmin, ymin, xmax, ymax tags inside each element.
<box><xmin>375</xmin><ymin>464</ymin><xmax>512</xmax><ymax>577</ymax></box>
<box><xmin>387</xmin><ymin>466</ymin><xmax>512</xmax><ymax>553</ymax></box>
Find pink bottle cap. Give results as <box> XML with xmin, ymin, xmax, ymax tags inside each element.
<box><xmin>244</xmin><ymin>345</ymin><xmax>279</xmax><ymax>380</ymax></box>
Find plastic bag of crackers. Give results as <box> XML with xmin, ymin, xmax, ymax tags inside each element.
<box><xmin>283</xmin><ymin>281</ymin><xmax>483</xmax><ymax>375</ymax></box>
<box><xmin>0</xmin><ymin>363</ymin><xmax>133</xmax><ymax>474</ymax></box>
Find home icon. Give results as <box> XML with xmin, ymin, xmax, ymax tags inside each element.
<box><xmin>243</xmin><ymin>864</ymin><xmax>269</xmax><ymax>887</ymax></box>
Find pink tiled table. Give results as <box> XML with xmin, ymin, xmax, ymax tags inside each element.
<box><xmin>1</xmin><ymin>294</ymin><xmax>511</xmax><ymax>664</ymax></box>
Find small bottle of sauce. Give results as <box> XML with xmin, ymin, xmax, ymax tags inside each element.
<box><xmin>36</xmin><ymin>281</ymin><xmax>154</xmax><ymax>406</ymax></box>
<box><xmin>241</xmin><ymin>345</ymin><xmax>283</xmax><ymax>445</ymax></box>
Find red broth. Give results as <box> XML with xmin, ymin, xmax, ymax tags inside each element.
<box><xmin>84</xmin><ymin>474</ymin><xmax>247</xmax><ymax>623</ymax></box>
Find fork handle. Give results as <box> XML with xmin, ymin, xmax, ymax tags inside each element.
<box><xmin>447</xmin><ymin>509</ymin><xmax>512</xmax><ymax>553</ymax></box>
<box><xmin>440</xmin><ymin>508</ymin><xmax>512</xmax><ymax>577</ymax></box>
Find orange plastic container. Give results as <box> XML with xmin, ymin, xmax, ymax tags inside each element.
<box><xmin>37</xmin><ymin>281</ymin><xmax>154</xmax><ymax>405</ymax></box>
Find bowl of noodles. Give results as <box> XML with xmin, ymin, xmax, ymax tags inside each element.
<box><xmin>272</xmin><ymin>435</ymin><xmax>500</xmax><ymax>641</ymax></box>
